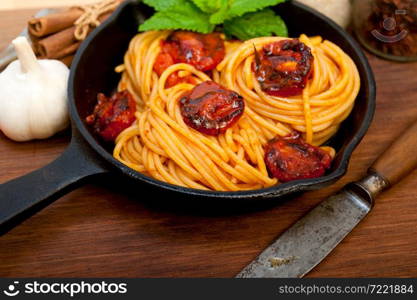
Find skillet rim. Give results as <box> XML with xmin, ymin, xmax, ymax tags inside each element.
<box><xmin>68</xmin><ymin>0</ymin><xmax>376</xmax><ymax>199</ymax></box>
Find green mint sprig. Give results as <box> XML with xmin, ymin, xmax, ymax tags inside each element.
<box><xmin>139</xmin><ymin>0</ymin><xmax>288</xmax><ymax>40</ymax></box>
<box><xmin>224</xmin><ymin>8</ymin><xmax>288</xmax><ymax>41</ymax></box>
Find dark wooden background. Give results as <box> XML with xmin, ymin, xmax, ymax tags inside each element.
<box><xmin>0</xmin><ymin>9</ymin><xmax>417</xmax><ymax>278</ymax></box>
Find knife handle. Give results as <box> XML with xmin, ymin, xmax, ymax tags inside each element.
<box><xmin>370</xmin><ymin>119</ymin><xmax>417</xmax><ymax>187</ymax></box>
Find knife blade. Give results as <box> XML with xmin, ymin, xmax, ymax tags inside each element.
<box><xmin>237</xmin><ymin>119</ymin><xmax>417</xmax><ymax>278</ymax></box>
<box><xmin>0</xmin><ymin>8</ymin><xmax>57</xmax><ymax>72</ymax></box>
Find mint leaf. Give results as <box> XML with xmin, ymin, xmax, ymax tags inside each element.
<box><xmin>191</xmin><ymin>0</ymin><xmax>231</xmax><ymax>24</ymax></box>
<box><xmin>139</xmin><ymin>1</ymin><xmax>215</xmax><ymax>33</ymax></box>
<box><xmin>139</xmin><ymin>0</ymin><xmax>289</xmax><ymax>38</ymax></box>
<box><xmin>209</xmin><ymin>0</ymin><xmax>230</xmax><ymax>24</ymax></box>
<box><xmin>224</xmin><ymin>8</ymin><xmax>288</xmax><ymax>40</ymax></box>
<box><xmin>190</xmin><ymin>0</ymin><xmax>223</xmax><ymax>13</ymax></box>
<box><xmin>142</xmin><ymin>0</ymin><xmax>186</xmax><ymax>11</ymax></box>
<box><xmin>227</xmin><ymin>0</ymin><xmax>286</xmax><ymax>19</ymax></box>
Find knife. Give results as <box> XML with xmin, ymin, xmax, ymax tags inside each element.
<box><xmin>237</xmin><ymin>118</ymin><xmax>417</xmax><ymax>278</ymax></box>
<box><xmin>0</xmin><ymin>9</ymin><xmax>57</xmax><ymax>72</ymax></box>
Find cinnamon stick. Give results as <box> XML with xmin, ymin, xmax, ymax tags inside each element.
<box><xmin>60</xmin><ymin>54</ymin><xmax>75</xmax><ymax>67</ymax></box>
<box><xmin>28</xmin><ymin>32</ymin><xmax>42</xmax><ymax>56</ymax></box>
<box><xmin>37</xmin><ymin>27</ymin><xmax>79</xmax><ymax>59</ymax></box>
<box><xmin>28</xmin><ymin>8</ymin><xmax>84</xmax><ymax>38</ymax></box>
<box><xmin>37</xmin><ymin>12</ymin><xmax>111</xmax><ymax>60</ymax></box>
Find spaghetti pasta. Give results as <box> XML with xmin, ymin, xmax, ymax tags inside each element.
<box><xmin>112</xmin><ymin>31</ymin><xmax>360</xmax><ymax>191</ymax></box>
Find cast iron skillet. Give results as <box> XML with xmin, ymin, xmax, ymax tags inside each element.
<box><xmin>0</xmin><ymin>0</ymin><xmax>376</xmax><ymax>234</ymax></box>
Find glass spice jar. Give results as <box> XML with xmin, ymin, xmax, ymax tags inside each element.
<box><xmin>352</xmin><ymin>0</ymin><xmax>417</xmax><ymax>62</ymax></box>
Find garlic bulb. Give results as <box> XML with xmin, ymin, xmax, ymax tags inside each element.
<box><xmin>297</xmin><ymin>0</ymin><xmax>352</xmax><ymax>29</ymax></box>
<box><xmin>0</xmin><ymin>37</ymin><xmax>69</xmax><ymax>142</ymax></box>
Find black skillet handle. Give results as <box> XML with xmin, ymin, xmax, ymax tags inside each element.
<box><xmin>0</xmin><ymin>129</ymin><xmax>111</xmax><ymax>235</ymax></box>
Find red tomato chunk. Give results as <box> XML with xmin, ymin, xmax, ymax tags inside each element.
<box><xmin>86</xmin><ymin>90</ymin><xmax>136</xmax><ymax>142</ymax></box>
<box><xmin>254</xmin><ymin>39</ymin><xmax>314</xmax><ymax>97</ymax></box>
<box><xmin>154</xmin><ymin>31</ymin><xmax>225</xmax><ymax>87</ymax></box>
<box><xmin>180</xmin><ymin>81</ymin><xmax>245</xmax><ymax>136</ymax></box>
<box><xmin>265</xmin><ymin>132</ymin><xmax>332</xmax><ymax>182</ymax></box>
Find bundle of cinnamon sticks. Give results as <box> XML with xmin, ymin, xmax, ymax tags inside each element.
<box><xmin>28</xmin><ymin>0</ymin><xmax>124</xmax><ymax>66</ymax></box>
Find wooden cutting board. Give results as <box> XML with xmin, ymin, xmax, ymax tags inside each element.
<box><xmin>0</xmin><ymin>9</ymin><xmax>417</xmax><ymax>278</ymax></box>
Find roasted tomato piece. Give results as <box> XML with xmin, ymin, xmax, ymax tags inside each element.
<box><xmin>254</xmin><ymin>39</ymin><xmax>314</xmax><ymax>97</ymax></box>
<box><xmin>153</xmin><ymin>51</ymin><xmax>188</xmax><ymax>87</ymax></box>
<box><xmin>153</xmin><ymin>51</ymin><xmax>175</xmax><ymax>76</ymax></box>
<box><xmin>153</xmin><ymin>31</ymin><xmax>225</xmax><ymax>87</ymax></box>
<box><xmin>180</xmin><ymin>81</ymin><xmax>244</xmax><ymax>136</ymax></box>
<box><xmin>165</xmin><ymin>31</ymin><xmax>225</xmax><ymax>71</ymax></box>
<box><xmin>265</xmin><ymin>132</ymin><xmax>332</xmax><ymax>182</ymax></box>
<box><xmin>86</xmin><ymin>90</ymin><xmax>136</xmax><ymax>142</ymax></box>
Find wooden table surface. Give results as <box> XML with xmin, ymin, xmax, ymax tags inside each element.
<box><xmin>1</xmin><ymin>9</ymin><xmax>417</xmax><ymax>278</ymax></box>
